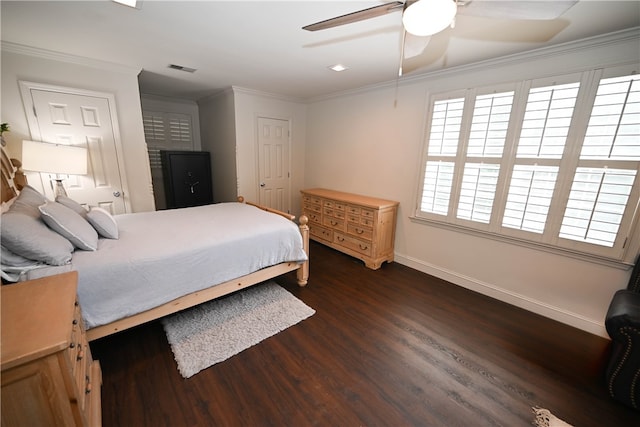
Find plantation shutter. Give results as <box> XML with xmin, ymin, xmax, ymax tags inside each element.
<box><xmin>559</xmin><ymin>74</ymin><xmax>640</xmax><ymax>248</ymax></box>
<box><xmin>502</xmin><ymin>82</ymin><xmax>580</xmax><ymax>234</ymax></box>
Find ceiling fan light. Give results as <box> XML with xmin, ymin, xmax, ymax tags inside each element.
<box><xmin>402</xmin><ymin>0</ymin><xmax>457</xmax><ymax>37</ymax></box>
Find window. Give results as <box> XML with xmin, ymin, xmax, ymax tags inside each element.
<box><xmin>143</xmin><ymin>111</ymin><xmax>194</xmax><ymax>169</ymax></box>
<box><xmin>416</xmin><ymin>69</ymin><xmax>640</xmax><ymax>261</ymax></box>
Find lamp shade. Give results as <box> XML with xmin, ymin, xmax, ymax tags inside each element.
<box><xmin>402</xmin><ymin>0</ymin><xmax>457</xmax><ymax>37</ymax></box>
<box><xmin>21</xmin><ymin>140</ymin><xmax>88</xmax><ymax>175</ymax></box>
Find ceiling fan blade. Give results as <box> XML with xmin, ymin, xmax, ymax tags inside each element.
<box><xmin>457</xmin><ymin>0</ymin><xmax>578</xmax><ymax>20</ymax></box>
<box><xmin>404</xmin><ymin>33</ymin><xmax>431</xmax><ymax>59</ymax></box>
<box><xmin>303</xmin><ymin>1</ymin><xmax>405</xmax><ymax>31</ymax></box>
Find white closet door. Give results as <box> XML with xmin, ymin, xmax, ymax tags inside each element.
<box><xmin>257</xmin><ymin>117</ymin><xmax>291</xmax><ymax>213</ymax></box>
<box><xmin>20</xmin><ymin>81</ymin><xmax>129</xmax><ymax>214</ymax></box>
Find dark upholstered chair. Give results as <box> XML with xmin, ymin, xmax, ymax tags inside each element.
<box><xmin>605</xmin><ymin>256</ymin><xmax>640</xmax><ymax>410</ymax></box>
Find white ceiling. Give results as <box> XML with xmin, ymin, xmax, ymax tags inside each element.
<box><xmin>2</xmin><ymin>1</ymin><xmax>639</xmax><ymax>101</ymax></box>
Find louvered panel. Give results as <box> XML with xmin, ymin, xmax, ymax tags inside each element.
<box><xmin>428</xmin><ymin>98</ymin><xmax>464</xmax><ymax>156</ymax></box>
<box><xmin>457</xmin><ymin>163</ymin><xmax>500</xmax><ymax>223</ymax></box>
<box><xmin>560</xmin><ymin>167</ymin><xmax>636</xmax><ymax>247</ymax></box>
<box><xmin>147</xmin><ymin>148</ymin><xmax>162</xmax><ymax>170</ymax></box>
<box><xmin>467</xmin><ymin>91</ymin><xmax>514</xmax><ymax>157</ymax></box>
<box><xmin>143</xmin><ymin>113</ymin><xmax>166</xmax><ymax>143</ymax></box>
<box><xmin>168</xmin><ymin>115</ymin><xmax>192</xmax><ymax>145</ymax></box>
<box><xmin>420</xmin><ymin>161</ymin><xmax>455</xmax><ymax>216</ymax></box>
<box><xmin>502</xmin><ymin>165</ymin><xmax>558</xmax><ymax>233</ymax></box>
<box><xmin>517</xmin><ymin>82</ymin><xmax>580</xmax><ymax>159</ymax></box>
<box><xmin>581</xmin><ymin>74</ymin><xmax>640</xmax><ymax>160</ymax></box>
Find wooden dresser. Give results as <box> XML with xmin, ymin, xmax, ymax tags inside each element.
<box><xmin>1</xmin><ymin>271</ymin><xmax>102</xmax><ymax>427</ymax></box>
<box><xmin>301</xmin><ymin>188</ymin><xmax>398</xmax><ymax>269</ymax></box>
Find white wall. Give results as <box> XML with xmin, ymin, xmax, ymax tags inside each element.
<box><xmin>232</xmin><ymin>87</ymin><xmax>307</xmax><ymax>215</ymax></box>
<box><xmin>198</xmin><ymin>88</ymin><xmax>238</xmax><ymax>203</ymax></box>
<box><xmin>305</xmin><ymin>29</ymin><xmax>640</xmax><ymax>337</ymax></box>
<box><xmin>1</xmin><ymin>44</ymin><xmax>154</xmax><ymax>212</ymax></box>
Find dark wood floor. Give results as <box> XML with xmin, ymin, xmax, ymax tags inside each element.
<box><xmin>90</xmin><ymin>241</ymin><xmax>639</xmax><ymax>426</ymax></box>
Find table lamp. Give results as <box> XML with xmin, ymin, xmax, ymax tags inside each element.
<box><xmin>21</xmin><ymin>140</ymin><xmax>88</xmax><ymax>197</ymax></box>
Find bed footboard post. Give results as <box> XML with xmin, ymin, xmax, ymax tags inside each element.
<box><xmin>297</xmin><ymin>215</ymin><xmax>309</xmax><ymax>286</ymax></box>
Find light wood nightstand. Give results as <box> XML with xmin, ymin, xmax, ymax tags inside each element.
<box><xmin>1</xmin><ymin>271</ymin><xmax>102</xmax><ymax>426</ymax></box>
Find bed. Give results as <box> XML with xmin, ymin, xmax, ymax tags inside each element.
<box><xmin>0</xmin><ymin>146</ymin><xmax>309</xmax><ymax>341</ymax></box>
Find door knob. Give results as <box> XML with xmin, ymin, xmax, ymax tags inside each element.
<box><xmin>113</xmin><ymin>191</ymin><xmax>121</xmax><ymax>197</ymax></box>
<box><xmin>260</xmin><ymin>183</ymin><xmax>266</xmax><ymax>187</ymax></box>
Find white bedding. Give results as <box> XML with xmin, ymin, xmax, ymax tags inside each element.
<box><xmin>72</xmin><ymin>202</ymin><xmax>307</xmax><ymax>329</ymax></box>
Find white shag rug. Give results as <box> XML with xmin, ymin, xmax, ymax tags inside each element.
<box><xmin>162</xmin><ymin>282</ymin><xmax>315</xmax><ymax>378</ymax></box>
<box><xmin>533</xmin><ymin>407</ymin><xmax>574</xmax><ymax>427</ymax></box>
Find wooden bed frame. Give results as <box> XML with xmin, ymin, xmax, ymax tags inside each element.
<box><xmin>1</xmin><ymin>145</ymin><xmax>309</xmax><ymax>341</ymax></box>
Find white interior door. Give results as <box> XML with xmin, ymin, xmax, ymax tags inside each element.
<box><xmin>257</xmin><ymin>117</ymin><xmax>291</xmax><ymax>213</ymax></box>
<box><xmin>20</xmin><ymin>81</ymin><xmax>129</xmax><ymax>214</ymax></box>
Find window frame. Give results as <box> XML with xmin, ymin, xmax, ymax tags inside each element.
<box><xmin>414</xmin><ymin>66</ymin><xmax>640</xmax><ymax>264</ymax></box>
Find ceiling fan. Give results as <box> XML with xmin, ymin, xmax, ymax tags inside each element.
<box><xmin>303</xmin><ymin>0</ymin><xmax>578</xmax><ymax>75</ymax></box>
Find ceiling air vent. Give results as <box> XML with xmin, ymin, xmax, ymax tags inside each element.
<box><xmin>168</xmin><ymin>64</ymin><xmax>197</xmax><ymax>73</ymax></box>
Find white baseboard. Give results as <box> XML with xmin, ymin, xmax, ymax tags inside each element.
<box><xmin>394</xmin><ymin>253</ymin><xmax>609</xmax><ymax>339</ymax></box>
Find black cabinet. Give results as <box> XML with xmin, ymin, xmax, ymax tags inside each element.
<box><xmin>160</xmin><ymin>150</ymin><xmax>213</xmax><ymax>209</ymax></box>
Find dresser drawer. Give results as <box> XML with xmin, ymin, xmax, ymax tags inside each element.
<box><xmin>323</xmin><ymin>200</ymin><xmax>345</xmax><ymax>211</ymax></box>
<box><xmin>323</xmin><ymin>216</ymin><xmax>344</xmax><ymax>230</ymax></box>
<box><xmin>361</xmin><ymin>208</ymin><xmax>375</xmax><ymax>220</ymax></box>
<box><xmin>67</xmin><ymin>302</ymin><xmax>83</xmax><ymax>379</ymax></box>
<box><xmin>347</xmin><ymin>223</ymin><xmax>373</xmax><ymax>241</ymax></box>
<box><xmin>361</xmin><ymin>217</ymin><xmax>374</xmax><ymax>227</ymax></box>
<box><xmin>303</xmin><ymin>195</ymin><xmax>322</xmax><ymax>205</ymax></box>
<box><xmin>309</xmin><ymin>224</ymin><xmax>333</xmax><ymax>242</ymax></box>
<box><xmin>347</xmin><ymin>205</ymin><xmax>360</xmax><ymax>215</ymax></box>
<box><xmin>324</xmin><ymin>207</ymin><xmax>345</xmax><ymax>219</ymax></box>
<box><xmin>86</xmin><ymin>362</ymin><xmax>102</xmax><ymax>427</ymax></box>
<box><xmin>346</xmin><ymin>214</ymin><xmax>359</xmax><ymax>223</ymax></box>
<box><xmin>303</xmin><ymin>202</ymin><xmax>321</xmax><ymax>214</ymax></box>
<box><xmin>75</xmin><ymin>348</ymin><xmax>89</xmax><ymax>411</ymax></box>
<box><xmin>72</xmin><ymin>305</ymin><xmax>91</xmax><ymax>412</ymax></box>
<box><xmin>334</xmin><ymin>232</ymin><xmax>372</xmax><ymax>257</ymax></box>
<box><xmin>304</xmin><ymin>211</ymin><xmax>322</xmax><ymax>224</ymax></box>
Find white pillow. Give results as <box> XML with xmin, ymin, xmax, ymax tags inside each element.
<box><xmin>0</xmin><ymin>186</ymin><xmax>74</xmax><ymax>265</ymax></box>
<box><xmin>55</xmin><ymin>195</ymin><xmax>88</xmax><ymax>218</ymax></box>
<box><xmin>1</xmin><ymin>244</ymin><xmax>38</xmax><ymax>267</ymax></box>
<box><xmin>0</xmin><ymin>210</ymin><xmax>73</xmax><ymax>265</ymax></box>
<box><xmin>39</xmin><ymin>201</ymin><xmax>98</xmax><ymax>251</ymax></box>
<box><xmin>11</xmin><ymin>185</ymin><xmax>47</xmax><ymax>218</ymax></box>
<box><xmin>87</xmin><ymin>207</ymin><xmax>119</xmax><ymax>239</ymax></box>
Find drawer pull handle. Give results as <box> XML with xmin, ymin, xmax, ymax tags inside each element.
<box><xmin>77</xmin><ymin>349</ymin><xmax>84</xmax><ymax>361</ymax></box>
<box><xmin>331</xmin><ymin>221</ymin><xmax>338</xmax><ymax>226</ymax></box>
<box><xmin>359</xmin><ymin>244</ymin><xmax>369</xmax><ymax>250</ymax></box>
<box><xmin>85</xmin><ymin>376</ymin><xmax>92</xmax><ymax>394</ymax></box>
<box><xmin>69</xmin><ymin>342</ymin><xmax>76</xmax><ymax>349</ymax></box>
<box><xmin>356</xmin><ymin>229</ymin><xmax>364</xmax><ymax>234</ymax></box>
<box><xmin>72</xmin><ymin>319</ymin><xmax>78</xmax><ymax>325</ymax></box>
<box><xmin>337</xmin><ymin>236</ymin><xmax>344</xmax><ymax>242</ymax></box>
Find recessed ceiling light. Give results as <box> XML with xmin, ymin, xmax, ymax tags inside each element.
<box><xmin>168</xmin><ymin>64</ymin><xmax>197</xmax><ymax>73</ymax></box>
<box><xmin>329</xmin><ymin>64</ymin><xmax>349</xmax><ymax>72</ymax></box>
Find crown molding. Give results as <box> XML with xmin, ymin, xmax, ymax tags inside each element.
<box><xmin>231</xmin><ymin>85</ymin><xmax>305</xmax><ymax>104</ymax></box>
<box><xmin>308</xmin><ymin>27</ymin><xmax>640</xmax><ymax>103</ymax></box>
<box><xmin>1</xmin><ymin>41</ymin><xmax>141</xmax><ymax>76</ymax></box>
